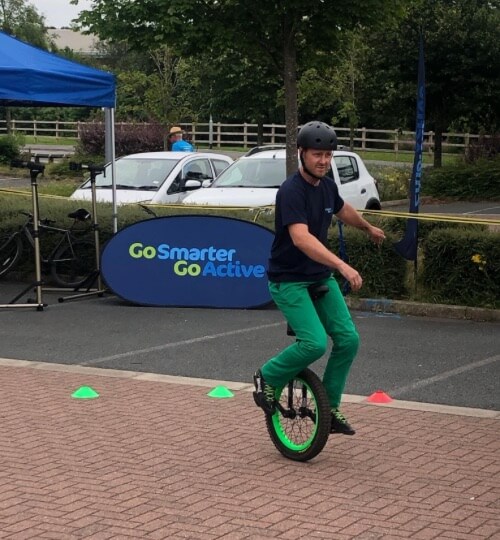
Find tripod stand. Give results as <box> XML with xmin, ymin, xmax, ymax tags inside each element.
<box><xmin>0</xmin><ymin>163</ymin><xmax>46</xmax><ymax>311</ymax></box>
<box><xmin>58</xmin><ymin>163</ymin><xmax>107</xmax><ymax>303</ymax></box>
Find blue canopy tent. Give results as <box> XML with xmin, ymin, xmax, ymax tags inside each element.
<box><xmin>0</xmin><ymin>31</ymin><xmax>115</xmax><ymax>107</ymax></box>
<box><xmin>0</xmin><ymin>31</ymin><xmax>117</xmax><ymax>310</ymax></box>
<box><xmin>0</xmin><ymin>31</ymin><xmax>118</xmax><ymax>230</ymax></box>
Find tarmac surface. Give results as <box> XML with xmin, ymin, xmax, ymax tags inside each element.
<box><xmin>1</xmin><ymin>281</ymin><xmax>499</xmax><ymax>539</ymax></box>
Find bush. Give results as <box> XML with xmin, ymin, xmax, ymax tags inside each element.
<box><xmin>368</xmin><ymin>165</ymin><xmax>410</xmax><ymax>201</ymax></box>
<box><xmin>422</xmin><ymin>228</ymin><xmax>499</xmax><ymax>308</ymax></box>
<box><xmin>77</xmin><ymin>121</ymin><xmax>167</xmax><ymax>157</ymax></box>
<box><xmin>328</xmin><ymin>225</ymin><xmax>407</xmax><ymax>298</ymax></box>
<box><xmin>0</xmin><ymin>134</ymin><xmax>24</xmax><ymax>164</ymax></box>
<box><xmin>422</xmin><ymin>157</ymin><xmax>500</xmax><ymax>200</ymax></box>
<box><xmin>465</xmin><ymin>132</ymin><xmax>500</xmax><ymax>163</ymax></box>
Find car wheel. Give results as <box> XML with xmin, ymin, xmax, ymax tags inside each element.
<box><xmin>365</xmin><ymin>199</ymin><xmax>382</xmax><ymax>210</ymax></box>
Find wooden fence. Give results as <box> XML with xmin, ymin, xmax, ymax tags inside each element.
<box><xmin>0</xmin><ymin>119</ymin><xmax>482</xmax><ymax>154</ymax></box>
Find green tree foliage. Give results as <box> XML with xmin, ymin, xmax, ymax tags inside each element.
<box><xmin>74</xmin><ymin>0</ymin><xmax>404</xmax><ymax>172</ymax></box>
<box><xmin>298</xmin><ymin>30</ymin><xmax>369</xmax><ymax>148</ymax></box>
<box><xmin>0</xmin><ymin>0</ymin><xmax>51</xmax><ymax>48</ymax></box>
<box><xmin>359</xmin><ymin>0</ymin><xmax>500</xmax><ymax>167</ymax></box>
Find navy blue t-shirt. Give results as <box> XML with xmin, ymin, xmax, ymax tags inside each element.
<box><xmin>267</xmin><ymin>172</ymin><xmax>344</xmax><ymax>282</ymax></box>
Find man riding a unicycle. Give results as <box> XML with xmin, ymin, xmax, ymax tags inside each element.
<box><xmin>254</xmin><ymin>121</ymin><xmax>386</xmax><ymax>448</ymax></box>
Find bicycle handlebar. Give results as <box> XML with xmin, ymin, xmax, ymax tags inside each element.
<box><xmin>19</xmin><ymin>210</ymin><xmax>87</xmax><ymax>226</ymax></box>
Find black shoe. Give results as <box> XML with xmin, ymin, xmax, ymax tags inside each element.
<box><xmin>253</xmin><ymin>370</ymin><xmax>276</xmax><ymax>415</ymax></box>
<box><xmin>330</xmin><ymin>409</ymin><xmax>355</xmax><ymax>435</ymax></box>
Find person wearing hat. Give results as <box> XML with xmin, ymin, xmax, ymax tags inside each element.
<box><xmin>253</xmin><ymin>120</ymin><xmax>385</xmax><ymax>436</ymax></box>
<box><xmin>168</xmin><ymin>126</ymin><xmax>194</xmax><ymax>152</ymax></box>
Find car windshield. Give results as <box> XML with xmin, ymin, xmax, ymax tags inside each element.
<box><xmin>211</xmin><ymin>158</ymin><xmax>285</xmax><ymax>188</ymax></box>
<box><xmin>83</xmin><ymin>158</ymin><xmax>179</xmax><ymax>190</ymax></box>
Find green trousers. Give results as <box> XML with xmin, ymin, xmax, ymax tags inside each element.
<box><xmin>261</xmin><ymin>276</ymin><xmax>359</xmax><ymax>409</ymax></box>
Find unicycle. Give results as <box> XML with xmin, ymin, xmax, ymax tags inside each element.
<box><xmin>255</xmin><ymin>283</ymin><xmax>332</xmax><ymax>462</ymax></box>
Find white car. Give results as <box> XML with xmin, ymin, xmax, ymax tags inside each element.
<box><xmin>182</xmin><ymin>146</ymin><xmax>381</xmax><ymax>210</ymax></box>
<box><xmin>70</xmin><ymin>151</ymin><xmax>233</xmax><ymax>205</ymax></box>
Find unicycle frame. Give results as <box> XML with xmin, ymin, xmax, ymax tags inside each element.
<box><xmin>262</xmin><ymin>282</ymin><xmax>332</xmax><ymax>461</ymax></box>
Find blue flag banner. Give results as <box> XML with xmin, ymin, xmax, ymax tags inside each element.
<box><xmin>394</xmin><ymin>35</ymin><xmax>426</xmax><ymax>260</ymax></box>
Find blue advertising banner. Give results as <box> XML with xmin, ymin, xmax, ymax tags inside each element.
<box><xmin>394</xmin><ymin>34</ymin><xmax>426</xmax><ymax>261</ymax></box>
<box><xmin>101</xmin><ymin>215</ymin><xmax>274</xmax><ymax>308</ymax></box>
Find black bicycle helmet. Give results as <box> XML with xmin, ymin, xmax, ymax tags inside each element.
<box><xmin>297</xmin><ymin>121</ymin><xmax>337</xmax><ymax>151</ymax></box>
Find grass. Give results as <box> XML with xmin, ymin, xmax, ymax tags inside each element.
<box><xmin>353</xmin><ymin>149</ymin><xmax>461</xmax><ymax>166</ymax></box>
<box><xmin>23</xmin><ymin>135</ymin><xmax>78</xmax><ymax>146</ymax></box>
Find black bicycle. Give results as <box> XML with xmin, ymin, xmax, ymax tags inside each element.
<box><xmin>0</xmin><ymin>209</ymin><xmax>95</xmax><ymax>288</ymax></box>
<box><xmin>254</xmin><ymin>284</ymin><xmax>332</xmax><ymax>462</ymax></box>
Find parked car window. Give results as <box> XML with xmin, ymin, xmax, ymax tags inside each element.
<box><xmin>213</xmin><ymin>158</ymin><xmax>285</xmax><ymax>188</ymax></box>
<box><xmin>212</xmin><ymin>158</ymin><xmax>232</xmax><ymax>177</ymax></box>
<box><xmin>184</xmin><ymin>159</ymin><xmax>211</xmax><ymax>180</ymax></box>
<box><xmin>90</xmin><ymin>158</ymin><xmax>177</xmax><ymax>190</ymax></box>
<box><xmin>334</xmin><ymin>156</ymin><xmax>359</xmax><ymax>184</ymax></box>
<box><xmin>167</xmin><ymin>171</ymin><xmax>183</xmax><ymax>194</ymax></box>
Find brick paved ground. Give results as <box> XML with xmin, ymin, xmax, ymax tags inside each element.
<box><xmin>0</xmin><ymin>360</ymin><xmax>499</xmax><ymax>540</ymax></box>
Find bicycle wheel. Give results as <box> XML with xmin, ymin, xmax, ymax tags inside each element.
<box><xmin>0</xmin><ymin>233</ymin><xmax>23</xmax><ymax>278</ymax></box>
<box><xmin>265</xmin><ymin>368</ymin><xmax>331</xmax><ymax>462</ymax></box>
<box><xmin>50</xmin><ymin>239</ymin><xmax>94</xmax><ymax>288</ymax></box>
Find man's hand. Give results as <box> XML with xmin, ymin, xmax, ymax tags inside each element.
<box><xmin>336</xmin><ymin>204</ymin><xmax>386</xmax><ymax>246</ymax></box>
<box><xmin>367</xmin><ymin>225</ymin><xmax>385</xmax><ymax>246</ymax></box>
<box><xmin>338</xmin><ymin>262</ymin><xmax>363</xmax><ymax>292</ymax></box>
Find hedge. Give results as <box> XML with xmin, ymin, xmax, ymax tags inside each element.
<box><xmin>422</xmin><ymin>157</ymin><xmax>500</xmax><ymax>200</ymax></box>
<box><xmin>0</xmin><ymin>194</ymin><xmax>498</xmax><ymax>308</ymax></box>
<box><xmin>422</xmin><ymin>228</ymin><xmax>499</xmax><ymax>308</ymax></box>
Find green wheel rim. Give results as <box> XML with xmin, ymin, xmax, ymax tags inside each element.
<box><xmin>271</xmin><ymin>379</ymin><xmax>319</xmax><ymax>452</ymax></box>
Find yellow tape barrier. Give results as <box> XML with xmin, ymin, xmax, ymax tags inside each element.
<box><xmin>1</xmin><ymin>187</ymin><xmax>498</xmax><ymax>226</ymax></box>
<box><xmin>0</xmin><ymin>188</ymin><xmax>68</xmax><ymax>200</ymax></box>
<box><xmin>361</xmin><ymin>208</ymin><xmax>500</xmax><ymax>226</ymax></box>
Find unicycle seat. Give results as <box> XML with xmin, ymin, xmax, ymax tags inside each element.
<box><xmin>286</xmin><ymin>283</ymin><xmax>329</xmax><ymax>336</ymax></box>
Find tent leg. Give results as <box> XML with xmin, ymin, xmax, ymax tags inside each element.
<box><xmin>105</xmin><ymin>107</ymin><xmax>117</xmax><ymax>234</ymax></box>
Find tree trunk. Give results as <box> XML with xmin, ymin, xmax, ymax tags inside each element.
<box><xmin>283</xmin><ymin>15</ymin><xmax>298</xmax><ymax>176</ymax></box>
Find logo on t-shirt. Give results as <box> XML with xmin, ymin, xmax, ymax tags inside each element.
<box><xmin>324</xmin><ymin>207</ymin><xmax>333</xmax><ymax>214</ymax></box>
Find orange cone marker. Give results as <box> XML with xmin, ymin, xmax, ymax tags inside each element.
<box><xmin>367</xmin><ymin>390</ymin><xmax>393</xmax><ymax>403</ymax></box>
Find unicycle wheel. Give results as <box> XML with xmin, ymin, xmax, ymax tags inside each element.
<box><xmin>265</xmin><ymin>368</ymin><xmax>331</xmax><ymax>462</ymax></box>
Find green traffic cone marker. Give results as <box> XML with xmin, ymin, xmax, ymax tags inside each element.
<box><xmin>71</xmin><ymin>386</ymin><xmax>99</xmax><ymax>399</ymax></box>
<box><xmin>207</xmin><ymin>386</ymin><xmax>234</xmax><ymax>398</ymax></box>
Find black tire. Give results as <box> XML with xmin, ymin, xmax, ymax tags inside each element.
<box><xmin>50</xmin><ymin>239</ymin><xmax>94</xmax><ymax>288</ymax></box>
<box><xmin>0</xmin><ymin>233</ymin><xmax>23</xmax><ymax>278</ymax></box>
<box><xmin>265</xmin><ymin>368</ymin><xmax>331</xmax><ymax>462</ymax></box>
<box><xmin>365</xmin><ymin>198</ymin><xmax>382</xmax><ymax>210</ymax></box>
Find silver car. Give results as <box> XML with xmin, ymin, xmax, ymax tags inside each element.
<box><xmin>182</xmin><ymin>147</ymin><xmax>382</xmax><ymax>210</ymax></box>
<box><xmin>70</xmin><ymin>151</ymin><xmax>233</xmax><ymax>205</ymax></box>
